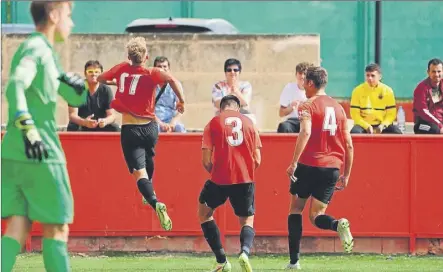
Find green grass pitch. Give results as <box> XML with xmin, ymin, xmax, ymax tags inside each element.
<box><xmin>12</xmin><ymin>252</ymin><xmax>443</xmax><ymax>271</ymax></box>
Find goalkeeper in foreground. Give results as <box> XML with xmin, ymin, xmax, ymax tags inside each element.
<box><xmin>1</xmin><ymin>2</ymin><xmax>88</xmax><ymax>272</ymax></box>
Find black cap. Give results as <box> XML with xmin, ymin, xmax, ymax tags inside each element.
<box><xmin>220</xmin><ymin>94</ymin><xmax>241</xmax><ymax>109</ymax></box>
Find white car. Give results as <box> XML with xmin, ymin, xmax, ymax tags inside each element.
<box><xmin>125</xmin><ymin>17</ymin><xmax>239</xmax><ymax>35</ymax></box>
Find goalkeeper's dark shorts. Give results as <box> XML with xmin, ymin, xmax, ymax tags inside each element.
<box><xmin>199</xmin><ymin>180</ymin><xmax>255</xmax><ymax>217</ymax></box>
<box><xmin>290</xmin><ymin>163</ymin><xmax>340</xmax><ymax>205</ymax></box>
<box><xmin>120</xmin><ymin>121</ymin><xmax>159</xmax><ymax>174</ymax></box>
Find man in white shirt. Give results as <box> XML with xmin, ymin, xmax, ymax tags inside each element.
<box><xmin>277</xmin><ymin>62</ymin><xmax>313</xmax><ymax>133</ymax></box>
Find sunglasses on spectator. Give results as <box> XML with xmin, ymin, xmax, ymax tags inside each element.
<box><xmin>86</xmin><ymin>69</ymin><xmax>102</xmax><ymax>75</ymax></box>
<box><xmin>225</xmin><ymin>68</ymin><xmax>240</xmax><ymax>72</ymax></box>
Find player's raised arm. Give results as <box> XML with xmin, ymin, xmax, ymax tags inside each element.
<box><xmin>201</xmin><ymin>123</ymin><xmax>214</xmax><ymax>173</ymax></box>
<box><xmin>97</xmin><ymin>61</ymin><xmax>128</xmax><ymax>84</ymax></box>
<box><xmin>153</xmin><ymin>68</ymin><xmax>185</xmax><ymax>105</ymax></box>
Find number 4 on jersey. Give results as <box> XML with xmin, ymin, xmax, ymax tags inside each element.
<box><xmin>323</xmin><ymin>106</ymin><xmax>338</xmax><ymax>136</ymax></box>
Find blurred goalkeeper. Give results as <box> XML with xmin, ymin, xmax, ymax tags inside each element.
<box><xmin>198</xmin><ymin>95</ymin><xmax>262</xmax><ymax>272</ymax></box>
<box><xmin>1</xmin><ymin>2</ymin><xmax>88</xmax><ymax>272</ymax></box>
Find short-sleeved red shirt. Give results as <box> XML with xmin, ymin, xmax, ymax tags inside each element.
<box><xmin>298</xmin><ymin>95</ymin><xmax>347</xmax><ymax>169</ymax></box>
<box><xmin>202</xmin><ymin>110</ymin><xmax>262</xmax><ymax>185</ymax></box>
<box><xmin>100</xmin><ymin>62</ymin><xmax>165</xmax><ymax>118</ymax></box>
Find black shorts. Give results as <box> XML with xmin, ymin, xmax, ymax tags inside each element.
<box><xmin>290</xmin><ymin>163</ymin><xmax>340</xmax><ymax>204</ymax></box>
<box><xmin>199</xmin><ymin>180</ymin><xmax>255</xmax><ymax>217</ymax></box>
<box><xmin>120</xmin><ymin>121</ymin><xmax>159</xmax><ymax>173</ymax></box>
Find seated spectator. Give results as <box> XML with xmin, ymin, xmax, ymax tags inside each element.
<box><xmin>67</xmin><ymin>60</ymin><xmax>119</xmax><ymax>132</ymax></box>
<box><xmin>277</xmin><ymin>62</ymin><xmax>313</xmax><ymax>133</ymax></box>
<box><xmin>413</xmin><ymin>58</ymin><xmax>443</xmax><ymax>134</ymax></box>
<box><xmin>350</xmin><ymin>63</ymin><xmax>401</xmax><ymax>134</ymax></box>
<box><xmin>212</xmin><ymin>58</ymin><xmax>254</xmax><ymax>121</ymax></box>
<box><xmin>153</xmin><ymin>56</ymin><xmax>186</xmax><ymax>133</ymax></box>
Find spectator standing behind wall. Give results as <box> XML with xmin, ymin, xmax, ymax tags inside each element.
<box><xmin>153</xmin><ymin>56</ymin><xmax>186</xmax><ymax>133</ymax></box>
<box><xmin>211</xmin><ymin>58</ymin><xmax>256</xmax><ymax>123</ymax></box>
<box><xmin>67</xmin><ymin>60</ymin><xmax>119</xmax><ymax>132</ymax></box>
<box><xmin>277</xmin><ymin>62</ymin><xmax>313</xmax><ymax>133</ymax></box>
<box><xmin>413</xmin><ymin>58</ymin><xmax>443</xmax><ymax>134</ymax></box>
<box><xmin>350</xmin><ymin>63</ymin><xmax>402</xmax><ymax>134</ymax></box>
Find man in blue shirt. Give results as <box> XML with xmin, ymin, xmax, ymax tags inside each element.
<box><xmin>154</xmin><ymin>56</ymin><xmax>186</xmax><ymax>133</ymax></box>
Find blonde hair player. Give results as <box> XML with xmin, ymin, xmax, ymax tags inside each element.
<box><xmin>98</xmin><ymin>36</ymin><xmax>185</xmax><ymax>232</ymax></box>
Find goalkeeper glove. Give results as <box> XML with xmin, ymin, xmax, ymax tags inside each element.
<box><xmin>58</xmin><ymin>72</ymin><xmax>87</xmax><ymax>95</ymax></box>
<box><xmin>15</xmin><ymin>112</ymin><xmax>49</xmax><ymax>162</ymax></box>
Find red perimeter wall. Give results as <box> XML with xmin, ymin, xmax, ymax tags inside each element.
<box><xmin>2</xmin><ymin>133</ymin><xmax>443</xmax><ymax>255</ymax></box>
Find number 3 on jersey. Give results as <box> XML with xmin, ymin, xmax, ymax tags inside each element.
<box><xmin>323</xmin><ymin>107</ymin><xmax>338</xmax><ymax>136</ymax></box>
<box><xmin>225</xmin><ymin>117</ymin><xmax>244</xmax><ymax>146</ymax></box>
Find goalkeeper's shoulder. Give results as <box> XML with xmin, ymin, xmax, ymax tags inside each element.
<box><xmin>7</xmin><ymin>35</ymin><xmax>49</xmax><ymax>78</ymax></box>
<box><xmin>17</xmin><ymin>33</ymin><xmax>51</xmax><ymax>61</ymax></box>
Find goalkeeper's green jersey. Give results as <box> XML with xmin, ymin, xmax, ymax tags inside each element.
<box><xmin>1</xmin><ymin>32</ymin><xmax>86</xmax><ymax>164</ymax></box>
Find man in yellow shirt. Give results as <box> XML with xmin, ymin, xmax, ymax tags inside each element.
<box><xmin>350</xmin><ymin>63</ymin><xmax>402</xmax><ymax>134</ymax></box>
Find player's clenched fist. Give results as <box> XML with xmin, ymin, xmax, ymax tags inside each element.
<box><xmin>286</xmin><ymin>163</ymin><xmax>298</xmax><ymax>182</ymax></box>
<box><xmin>15</xmin><ymin>111</ymin><xmax>49</xmax><ymax>162</ymax></box>
<box><xmin>335</xmin><ymin>175</ymin><xmax>349</xmax><ymax>191</ymax></box>
<box><xmin>176</xmin><ymin>101</ymin><xmax>185</xmax><ymax>114</ymax></box>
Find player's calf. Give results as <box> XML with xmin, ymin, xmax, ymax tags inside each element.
<box><xmin>201</xmin><ymin>220</ymin><xmax>227</xmax><ymax>264</ymax></box>
<box><xmin>313</xmin><ymin>213</ymin><xmax>356</xmax><ymax>253</ymax></box>
<box><xmin>1</xmin><ymin>235</ymin><xmax>21</xmax><ymax>272</ymax></box>
<box><xmin>287</xmin><ymin>195</ymin><xmax>308</xmax><ymax>267</ymax></box>
<box><xmin>287</xmin><ymin>213</ymin><xmax>302</xmax><ymax>266</ymax></box>
<box><xmin>237</xmin><ymin>216</ymin><xmax>254</xmax><ymax>272</ymax></box>
<box><xmin>309</xmin><ymin>199</ymin><xmax>354</xmax><ymax>253</ymax></box>
<box><xmin>132</xmin><ymin>168</ymin><xmax>158</xmax><ymax>209</ymax></box>
<box><xmin>3</xmin><ymin>215</ymin><xmax>32</xmax><ymax>246</ymax></box>
<box><xmin>309</xmin><ymin>198</ymin><xmax>337</xmax><ymax>231</ymax></box>
<box><xmin>313</xmin><ymin>214</ymin><xmax>339</xmax><ymax>231</ymax></box>
<box><xmin>198</xmin><ymin>203</ymin><xmax>227</xmax><ymax>265</ymax></box>
<box><xmin>2</xmin><ymin>216</ymin><xmax>32</xmax><ymax>272</ymax></box>
<box><xmin>238</xmin><ymin>216</ymin><xmax>255</xmax><ymax>256</ymax></box>
<box><xmin>137</xmin><ymin>177</ymin><xmax>158</xmax><ymax>209</ymax></box>
<box><xmin>42</xmin><ymin>224</ymin><xmax>71</xmax><ymax>272</ymax></box>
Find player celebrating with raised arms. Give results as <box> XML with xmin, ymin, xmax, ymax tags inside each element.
<box><xmin>285</xmin><ymin>66</ymin><xmax>354</xmax><ymax>270</ymax></box>
<box><xmin>198</xmin><ymin>95</ymin><xmax>262</xmax><ymax>272</ymax></box>
<box><xmin>1</xmin><ymin>2</ymin><xmax>89</xmax><ymax>272</ymax></box>
<box><xmin>98</xmin><ymin>37</ymin><xmax>185</xmax><ymax>231</ymax></box>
